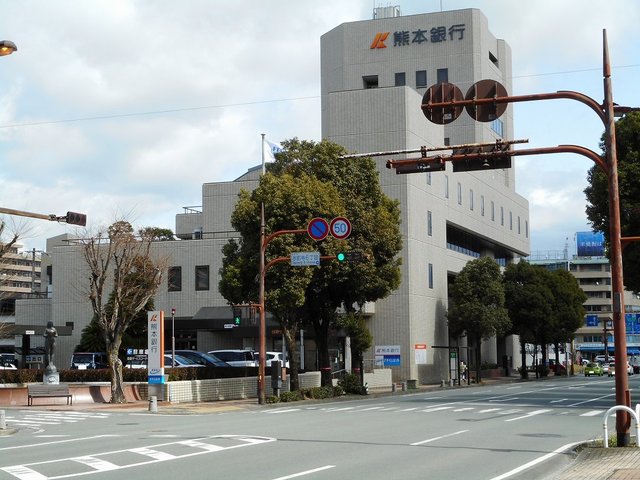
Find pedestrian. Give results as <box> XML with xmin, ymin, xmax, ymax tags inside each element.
<box><xmin>460</xmin><ymin>361</ymin><xmax>467</xmax><ymax>381</ymax></box>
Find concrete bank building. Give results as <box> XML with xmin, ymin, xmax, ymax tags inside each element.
<box><xmin>13</xmin><ymin>7</ymin><xmax>529</xmax><ymax>385</ymax></box>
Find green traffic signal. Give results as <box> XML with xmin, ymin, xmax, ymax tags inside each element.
<box><xmin>232</xmin><ymin>307</ymin><xmax>242</xmax><ymax>326</ymax></box>
<box><xmin>336</xmin><ymin>252</ymin><xmax>346</xmax><ymax>262</ymax></box>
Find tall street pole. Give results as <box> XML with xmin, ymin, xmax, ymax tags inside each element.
<box><xmin>258</xmin><ymin>134</ymin><xmax>267</xmax><ymax>404</ymax></box>
<box><xmin>602</xmin><ymin>29</ymin><xmax>630</xmax><ymax>445</ymax></box>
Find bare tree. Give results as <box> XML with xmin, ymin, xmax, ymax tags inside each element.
<box><xmin>79</xmin><ymin>220</ymin><xmax>164</xmax><ymax>403</ymax></box>
<box><xmin>0</xmin><ymin>219</ymin><xmax>23</xmax><ymax>340</ymax></box>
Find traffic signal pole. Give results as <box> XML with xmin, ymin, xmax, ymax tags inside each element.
<box><xmin>0</xmin><ymin>207</ymin><xmax>87</xmax><ymax>225</ymax></box>
<box><xmin>393</xmin><ymin>29</ymin><xmax>635</xmax><ymax>446</ymax></box>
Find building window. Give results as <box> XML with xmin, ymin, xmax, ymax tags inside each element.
<box><xmin>457</xmin><ymin>182</ymin><xmax>462</xmax><ymax>205</ymax></box>
<box><xmin>168</xmin><ymin>266</ymin><xmax>182</xmax><ymax>292</ymax></box>
<box><xmin>491</xmin><ymin>201</ymin><xmax>495</xmax><ymax>221</ymax></box>
<box><xmin>481</xmin><ymin>195</ymin><xmax>485</xmax><ymax>216</ymax></box>
<box><xmin>427</xmin><ymin>211</ymin><xmax>433</xmax><ymax>236</ymax></box>
<box><xmin>444</xmin><ymin>175</ymin><xmax>449</xmax><ymax>198</ymax></box>
<box><xmin>509</xmin><ymin>211</ymin><xmax>513</xmax><ymax>230</ymax></box>
<box><xmin>491</xmin><ymin>118</ymin><xmax>504</xmax><ymax>137</ymax></box>
<box><xmin>195</xmin><ymin>265</ymin><xmax>209</xmax><ymax>291</ymax></box>
<box><xmin>416</xmin><ymin>70</ymin><xmax>427</xmax><ymax>88</ymax></box>
<box><xmin>437</xmin><ymin>68</ymin><xmax>448</xmax><ymax>84</ymax></box>
<box><xmin>501</xmin><ymin>206</ymin><xmax>505</xmax><ymax>226</ymax></box>
<box><xmin>525</xmin><ymin>220</ymin><xmax>529</xmax><ymax>238</ymax></box>
<box><xmin>444</xmin><ymin>137</ymin><xmax>450</xmax><ymax>146</ymax></box>
<box><xmin>428</xmin><ymin>263</ymin><xmax>434</xmax><ymax>289</ymax></box>
<box><xmin>489</xmin><ymin>51</ymin><xmax>499</xmax><ymax>67</ymax></box>
<box><xmin>469</xmin><ymin>189</ymin><xmax>474</xmax><ymax>211</ymax></box>
<box><xmin>395</xmin><ymin>72</ymin><xmax>406</xmax><ymax>86</ymax></box>
<box><xmin>363</xmin><ymin>75</ymin><xmax>378</xmax><ymax>89</ymax></box>
<box><xmin>517</xmin><ymin>216</ymin><xmax>521</xmax><ymax>234</ymax></box>
<box><xmin>426</xmin><ymin>172</ymin><xmax>432</xmax><ymax>185</ymax></box>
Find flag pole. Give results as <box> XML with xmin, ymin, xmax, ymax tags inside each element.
<box><xmin>258</xmin><ymin>133</ymin><xmax>267</xmax><ymax>404</ymax></box>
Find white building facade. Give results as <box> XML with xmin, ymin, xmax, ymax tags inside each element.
<box><xmin>13</xmin><ymin>8</ymin><xmax>530</xmax><ymax>384</ymax></box>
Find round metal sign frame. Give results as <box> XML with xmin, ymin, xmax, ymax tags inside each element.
<box><xmin>330</xmin><ymin>217</ymin><xmax>351</xmax><ymax>240</ymax></box>
<box><xmin>421</xmin><ymin>82</ymin><xmax>464</xmax><ymax>125</ymax></box>
<box><xmin>307</xmin><ymin>217</ymin><xmax>329</xmax><ymax>241</ymax></box>
<box><xmin>465</xmin><ymin>79</ymin><xmax>508</xmax><ymax>122</ymax></box>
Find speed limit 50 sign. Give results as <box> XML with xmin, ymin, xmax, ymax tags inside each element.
<box><xmin>330</xmin><ymin>217</ymin><xmax>351</xmax><ymax>240</ymax></box>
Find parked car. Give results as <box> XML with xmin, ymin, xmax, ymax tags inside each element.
<box><xmin>596</xmin><ymin>355</ymin><xmax>614</xmax><ymax>365</ymax></box>
<box><xmin>209</xmin><ymin>349</ymin><xmax>257</xmax><ymax>367</ymax></box>
<box><xmin>262</xmin><ymin>351</ymin><xmax>289</xmax><ymax>368</ymax></box>
<box><xmin>70</xmin><ymin>352</ymin><xmax>108</xmax><ymax>369</ymax></box>
<box><xmin>601</xmin><ymin>362</ymin><xmax>610</xmax><ymax>375</ymax></box>
<box><xmin>164</xmin><ymin>354</ymin><xmax>205</xmax><ymax>368</ymax></box>
<box><xmin>610</xmin><ymin>362</ymin><xmax>633</xmax><ymax>376</ymax></box>
<box><xmin>584</xmin><ymin>362</ymin><xmax>604</xmax><ymax>377</ymax></box>
<box><xmin>548</xmin><ymin>360</ymin><xmax>566</xmax><ymax>375</ymax></box>
<box><xmin>0</xmin><ymin>353</ymin><xmax>17</xmax><ymax>367</ymax></box>
<box><xmin>0</xmin><ymin>358</ymin><xmax>17</xmax><ymax>370</ymax></box>
<box><xmin>175</xmin><ymin>350</ymin><xmax>229</xmax><ymax>367</ymax></box>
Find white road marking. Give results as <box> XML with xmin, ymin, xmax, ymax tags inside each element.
<box><xmin>179</xmin><ymin>440</ymin><xmax>225</xmax><ymax>452</ymax></box>
<box><xmin>550</xmin><ymin>398</ymin><xmax>568</xmax><ymax>403</ymax></box>
<box><xmin>1</xmin><ymin>435</ymin><xmax>275</xmax><ymax>479</ymax></box>
<box><xmin>580</xmin><ymin>410</ymin><xmax>604</xmax><ymax>417</ymax></box>
<box><xmin>130</xmin><ymin>447</ymin><xmax>178</xmax><ymax>460</ymax></box>
<box><xmin>453</xmin><ymin>407</ymin><xmax>475</xmax><ymax>412</ymax></box>
<box><xmin>271</xmin><ymin>465</ymin><xmax>335</xmax><ymax>480</ymax></box>
<box><xmin>0</xmin><ymin>435</ymin><xmax>122</xmax><ymax>451</ymax></box>
<box><xmin>264</xmin><ymin>408</ymin><xmax>300</xmax><ymax>414</ymax></box>
<box><xmin>72</xmin><ymin>456</ymin><xmax>120</xmax><ymax>472</ymax></box>
<box><xmin>399</xmin><ymin>407</ymin><xmax>419</xmax><ymax>412</ymax></box>
<box><xmin>490</xmin><ymin>397</ymin><xmax>519</xmax><ymax>402</ymax></box>
<box><xmin>421</xmin><ymin>406</ymin><xmax>454</xmax><ymax>413</ymax></box>
<box><xmin>497</xmin><ymin>409</ymin><xmax>522</xmax><ymax>416</ymax></box>
<box><xmin>358</xmin><ymin>406</ymin><xmax>385</xmax><ymax>411</ymax></box>
<box><xmin>1</xmin><ymin>465</ymin><xmax>48</xmax><ymax>480</ymax></box>
<box><xmin>505</xmin><ymin>409</ymin><xmax>551</xmax><ymax>422</ymax></box>
<box><xmin>478</xmin><ymin>408</ymin><xmax>500</xmax><ymax>413</ymax></box>
<box><xmin>568</xmin><ymin>393</ymin><xmax>614</xmax><ymax>407</ymax></box>
<box><xmin>323</xmin><ymin>407</ymin><xmax>355</xmax><ymax>412</ymax></box>
<box><xmin>410</xmin><ymin>429</ymin><xmax>469</xmax><ymax>446</ymax></box>
<box><xmin>489</xmin><ymin>442</ymin><xmax>580</xmax><ymax>480</ymax></box>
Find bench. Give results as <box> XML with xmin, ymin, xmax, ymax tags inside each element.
<box><xmin>27</xmin><ymin>384</ymin><xmax>73</xmax><ymax>406</ymax></box>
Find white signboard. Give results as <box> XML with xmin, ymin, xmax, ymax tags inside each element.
<box><xmin>291</xmin><ymin>252</ymin><xmax>321</xmax><ymax>266</ymax></box>
<box><xmin>414</xmin><ymin>344</ymin><xmax>427</xmax><ymax>365</ymax></box>
<box><xmin>147</xmin><ymin>311</ymin><xmax>165</xmax><ymax>384</ymax></box>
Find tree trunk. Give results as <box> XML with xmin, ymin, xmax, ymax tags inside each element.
<box><xmin>474</xmin><ymin>336</ymin><xmax>482</xmax><ymax>383</ymax></box>
<box><xmin>313</xmin><ymin>317</ymin><xmax>331</xmax><ymax>387</ymax></box>
<box><xmin>349</xmin><ymin>341</ymin><xmax>364</xmax><ymax>386</ymax></box>
<box><xmin>283</xmin><ymin>326</ymin><xmax>299</xmax><ymax>392</ymax></box>
<box><xmin>106</xmin><ymin>340</ymin><xmax>126</xmax><ymax>403</ymax></box>
<box><xmin>519</xmin><ymin>337</ymin><xmax>528</xmax><ymax>379</ymax></box>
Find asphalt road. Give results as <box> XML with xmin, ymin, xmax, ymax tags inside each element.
<box><xmin>0</xmin><ymin>374</ymin><xmax>635</xmax><ymax>480</ymax></box>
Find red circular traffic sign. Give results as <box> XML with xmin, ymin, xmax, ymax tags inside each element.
<box><xmin>307</xmin><ymin>217</ymin><xmax>329</xmax><ymax>241</ymax></box>
<box><xmin>330</xmin><ymin>217</ymin><xmax>351</xmax><ymax>240</ymax></box>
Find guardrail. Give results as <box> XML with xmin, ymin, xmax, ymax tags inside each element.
<box><xmin>603</xmin><ymin>404</ymin><xmax>640</xmax><ymax>448</ymax></box>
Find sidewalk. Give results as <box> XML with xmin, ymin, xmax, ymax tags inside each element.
<box><xmin>554</xmin><ymin>447</ymin><xmax>640</xmax><ymax>480</ymax></box>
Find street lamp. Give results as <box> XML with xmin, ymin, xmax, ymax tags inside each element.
<box><xmin>0</xmin><ymin>40</ymin><xmax>17</xmax><ymax>57</ymax></box>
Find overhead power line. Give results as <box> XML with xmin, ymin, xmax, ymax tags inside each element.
<box><xmin>0</xmin><ymin>64</ymin><xmax>637</xmax><ymax>130</ymax></box>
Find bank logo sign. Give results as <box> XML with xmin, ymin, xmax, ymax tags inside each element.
<box><xmin>370</xmin><ymin>24</ymin><xmax>466</xmax><ymax>49</ymax></box>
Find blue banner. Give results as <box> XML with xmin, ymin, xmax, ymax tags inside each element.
<box><xmin>576</xmin><ymin>232</ymin><xmax>605</xmax><ymax>257</ymax></box>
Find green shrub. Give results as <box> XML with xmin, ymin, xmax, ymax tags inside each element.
<box><xmin>279</xmin><ymin>390</ymin><xmax>304</xmax><ymax>402</ymax></box>
<box><xmin>339</xmin><ymin>373</ymin><xmax>367</xmax><ymax>395</ymax></box>
<box><xmin>266</xmin><ymin>395</ymin><xmax>280</xmax><ymax>404</ymax></box>
<box><xmin>304</xmin><ymin>386</ymin><xmax>334</xmax><ymax>399</ymax></box>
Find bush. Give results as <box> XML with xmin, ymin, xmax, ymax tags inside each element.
<box><xmin>266</xmin><ymin>395</ymin><xmax>280</xmax><ymax>404</ymax></box>
<box><xmin>279</xmin><ymin>390</ymin><xmax>304</xmax><ymax>402</ymax></box>
<box><xmin>339</xmin><ymin>373</ymin><xmax>367</xmax><ymax>395</ymax></box>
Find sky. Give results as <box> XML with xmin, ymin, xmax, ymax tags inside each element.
<box><xmin>0</xmin><ymin>0</ymin><xmax>638</xmax><ymax>257</ymax></box>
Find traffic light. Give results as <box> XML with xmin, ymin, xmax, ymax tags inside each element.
<box><xmin>232</xmin><ymin>307</ymin><xmax>242</xmax><ymax>326</ymax></box>
<box><xmin>66</xmin><ymin>211</ymin><xmax>87</xmax><ymax>226</ymax></box>
<box><xmin>336</xmin><ymin>251</ymin><xmax>364</xmax><ymax>262</ymax></box>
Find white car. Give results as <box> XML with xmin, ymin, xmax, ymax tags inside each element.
<box><xmin>609</xmin><ymin>362</ymin><xmax>634</xmax><ymax>376</ymax></box>
<box><xmin>263</xmin><ymin>352</ymin><xmax>289</xmax><ymax>368</ymax></box>
<box><xmin>0</xmin><ymin>358</ymin><xmax>17</xmax><ymax>370</ymax></box>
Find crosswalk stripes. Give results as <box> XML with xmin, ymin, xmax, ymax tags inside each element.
<box><xmin>260</xmin><ymin>404</ymin><xmax>606</xmax><ymax>420</ymax></box>
<box><xmin>6</xmin><ymin>410</ymin><xmax>111</xmax><ymax>429</ymax></box>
